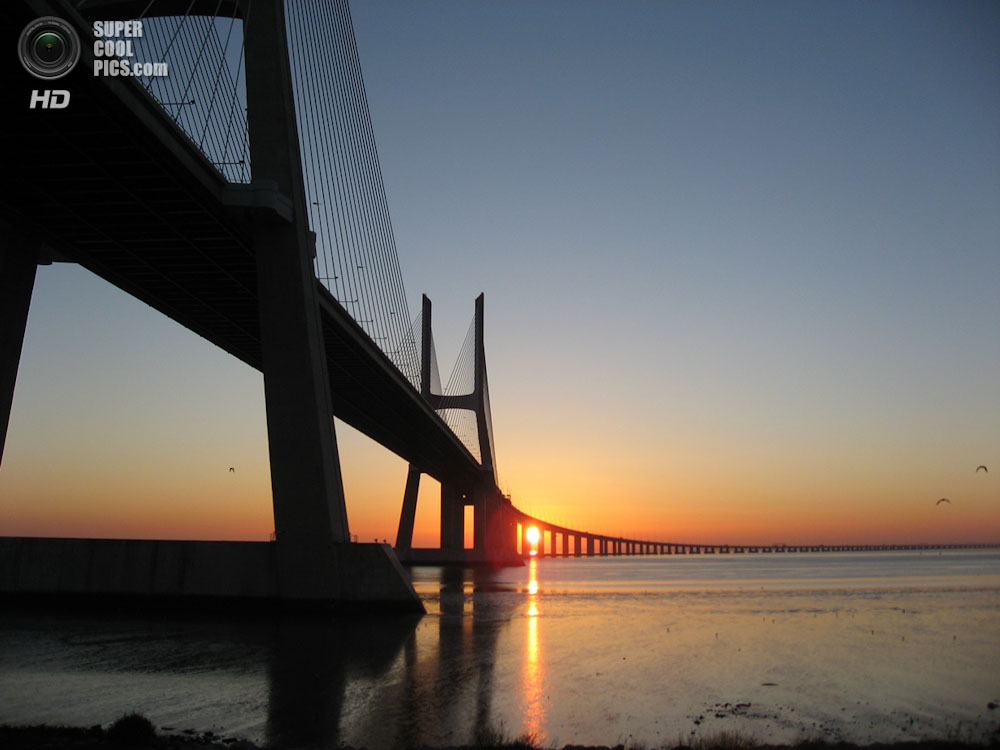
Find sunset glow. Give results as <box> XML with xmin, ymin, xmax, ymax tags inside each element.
<box><xmin>2</xmin><ymin>2</ymin><xmax>999</xmax><ymax>551</ymax></box>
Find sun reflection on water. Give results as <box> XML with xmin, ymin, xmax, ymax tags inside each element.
<box><xmin>522</xmin><ymin>558</ymin><xmax>544</xmax><ymax>741</ymax></box>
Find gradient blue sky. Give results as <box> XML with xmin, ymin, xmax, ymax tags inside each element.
<box><xmin>2</xmin><ymin>1</ymin><xmax>998</xmax><ymax>545</ymax></box>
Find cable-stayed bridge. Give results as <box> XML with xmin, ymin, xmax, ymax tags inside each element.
<box><xmin>1</xmin><ymin>0</ymin><xmax>604</xmax><ymax>610</ymax></box>
<box><xmin>6</xmin><ymin>1</ymin><xmax>993</xmax><ymax>611</ymax></box>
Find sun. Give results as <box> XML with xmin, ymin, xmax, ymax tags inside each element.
<box><xmin>526</xmin><ymin>526</ymin><xmax>540</xmax><ymax>545</ymax></box>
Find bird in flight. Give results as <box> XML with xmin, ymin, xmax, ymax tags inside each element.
<box><xmin>229</xmin><ymin>467</ymin><xmax>235</xmax><ymax>473</ymax></box>
<box><xmin>976</xmin><ymin>465</ymin><xmax>988</xmax><ymax>473</ymax></box>
<box><xmin>936</xmin><ymin>498</ymin><xmax>951</xmax><ymax>505</ymax></box>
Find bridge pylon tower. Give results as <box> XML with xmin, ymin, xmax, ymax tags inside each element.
<box><xmin>395</xmin><ymin>294</ymin><xmax>518</xmax><ymax>565</ymax></box>
<box><xmin>239</xmin><ymin>0</ymin><xmax>420</xmax><ymax>606</ymax></box>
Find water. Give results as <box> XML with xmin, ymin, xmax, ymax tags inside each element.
<box><xmin>1</xmin><ymin>550</ymin><xmax>998</xmax><ymax>748</ymax></box>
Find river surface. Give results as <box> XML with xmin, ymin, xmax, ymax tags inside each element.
<box><xmin>1</xmin><ymin>550</ymin><xmax>998</xmax><ymax>748</ymax></box>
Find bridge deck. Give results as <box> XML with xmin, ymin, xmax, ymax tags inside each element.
<box><xmin>4</xmin><ymin>0</ymin><xmax>479</xmax><ymax>484</ymax></box>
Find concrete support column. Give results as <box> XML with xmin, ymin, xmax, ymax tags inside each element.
<box><xmin>394</xmin><ymin>464</ymin><xmax>420</xmax><ymax>551</ymax></box>
<box><xmin>244</xmin><ymin>0</ymin><xmax>359</xmax><ymax>600</ymax></box>
<box><xmin>0</xmin><ymin>231</ymin><xmax>39</xmax><ymax>469</ymax></box>
<box><xmin>472</xmin><ymin>486</ymin><xmax>487</xmax><ymax>553</ymax></box>
<box><xmin>472</xmin><ymin>484</ymin><xmax>515</xmax><ymax>561</ymax></box>
<box><xmin>440</xmin><ymin>483</ymin><xmax>465</xmax><ymax>551</ymax></box>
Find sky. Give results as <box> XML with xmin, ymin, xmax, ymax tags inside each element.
<box><xmin>2</xmin><ymin>0</ymin><xmax>999</xmax><ymax>547</ymax></box>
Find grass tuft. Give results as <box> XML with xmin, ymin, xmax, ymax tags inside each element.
<box><xmin>471</xmin><ymin>721</ymin><xmax>540</xmax><ymax>749</ymax></box>
<box><xmin>106</xmin><ymin>712</ymin><xmax>156</xmax><ymax>746</ymax></box>
<box><xmin>675</xmin><ymin>729</ymin><xmax>760</xmax><ymax>750</ymax></box>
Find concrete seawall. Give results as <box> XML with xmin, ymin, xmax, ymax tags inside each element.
<box><xmin>0</xmin><ymin>537</ymin><xmax>424</xmax><ymax>612</ymax></box>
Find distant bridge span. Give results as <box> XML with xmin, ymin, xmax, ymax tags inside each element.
<box><xmin>507</xmin><ymin>505</ymin><xmax>1000</xmax><ymax>558</ymax></box>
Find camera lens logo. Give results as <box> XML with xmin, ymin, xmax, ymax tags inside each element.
<box><xmin>19</xmin><ymin>16</ymin><xmax>81</xmax><ymax>80</ymax></box>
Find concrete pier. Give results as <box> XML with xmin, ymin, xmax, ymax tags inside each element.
<box><xmin>0</xmin><ymin>537</ymin><xmax>422</xmax><ymax>611</ymax></box>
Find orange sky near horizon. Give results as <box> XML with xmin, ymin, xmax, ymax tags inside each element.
<box><xmin>1</xmin><ymin>268</ymin><xmax>996</xmax><ymax>551</ymax></box>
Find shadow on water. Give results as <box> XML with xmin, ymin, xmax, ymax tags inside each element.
<box><xmin>0</xmin><ymin>604</ymin><xmax>419</xmax><ymax>748</ymax></box>
<box><xmin>265</xmin><ymin>612</ymin><xmax>421</xmax><ymax>748</ymax></box>
<box><xmin>371</xmin><ymin>565</ymin><xmax>523</xmax><ymax>749</ymax></box>
<box><xmin>0</xmin><ymin>566</ymin><xmax>527</xmax><ymax>749</ymax></box>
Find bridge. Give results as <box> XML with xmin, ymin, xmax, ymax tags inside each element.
<box><xmin>1</xmin><ymin>0</ymin><xmax>581</xmax><ymax>610</ymax></box>
<box><xmin>3</xmin><ymin>1</ymin><xmax>995</xmax><ymax>612</ymax></box>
